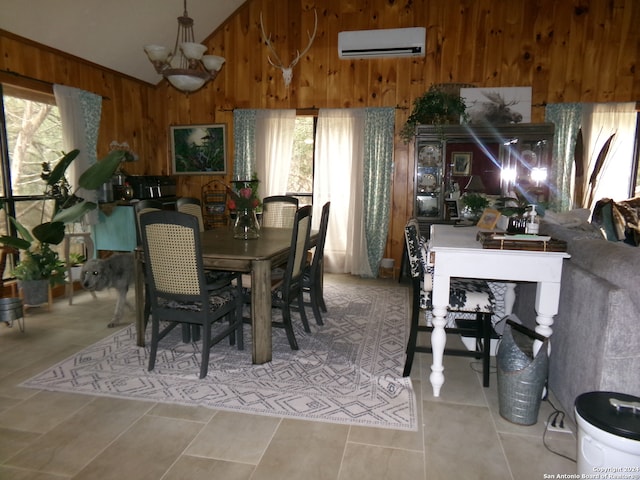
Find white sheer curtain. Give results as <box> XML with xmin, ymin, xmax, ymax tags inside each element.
<box><xmin>255</xmin><ymin>110</ymin><xmax>296</xmax><ymax>197</ymax></box>
<box><xmin>314</xmin><ymin>109</ymin><xmax>370</xmax><ymax>275</ymax></box>
<box><xmin>53</xmin><ymin>85</ymin><xmax>102</xmax><ymax>224</ymax></box>
<box><xmin>581</xmin><ymin>102</ymin><xmax>637</xmax><ymax>206</ymax></box>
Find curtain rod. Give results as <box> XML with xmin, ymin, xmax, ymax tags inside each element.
<box><xmin>0</xmin><ymin>69</ymin><xmax>110</xmax><ymax>100</ymax></box>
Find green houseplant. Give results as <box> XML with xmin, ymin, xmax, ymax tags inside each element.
<box><xmin>460</xmin><ymin>192</ymin><xmax>490</xmax><ymax>220</ymax></box>
<box><xmin>0</xmin><ymin>149</ymin><xmax>125</xmax><ymax>298</ymax></box>
<box><xmin>401</xmin><ymin>84</ymin><xmax>469</xmax><ymax>143</ymax></box>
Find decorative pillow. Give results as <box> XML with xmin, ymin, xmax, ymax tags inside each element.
<box><xmin>592</xmin><ymin>199</ymin><xmax>620</xmax><ymax>242</ymax></box>
<box><xmin>592</xmin><ymin>198</ymin><xmax>640</xmax><ymax>245</ymax></box>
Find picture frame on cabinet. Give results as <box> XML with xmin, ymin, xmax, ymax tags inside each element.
<box><xmin>476</xmin><ymin>208</ymin><xmax>500</xmax><ymax>230</ymax></box>
<box><xmin>170</xmin><ymin>124</ymin><xmax>227</xmax><ymax>175</ymax></box>
<box><xmin>452</xmin><ymin>152</ymin><xmax>472</xmax><ymax>175</ymax></box>
<box><xmin>444</xmin><ymin>199</ymin><xmax>460</xmax><ymax>220</ymax></box>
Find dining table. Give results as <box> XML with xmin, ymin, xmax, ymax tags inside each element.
<box><xmin>134</xmin><ymin>226</ymin><xmax>317</xmax><ymax>364</ymax></box>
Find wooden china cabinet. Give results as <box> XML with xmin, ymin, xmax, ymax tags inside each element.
<box><xmin>413</xmin><ymin>123</ymin><xmax>555</xmax><ymax>234</ymax></box>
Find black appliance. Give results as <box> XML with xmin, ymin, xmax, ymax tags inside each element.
<box><xmin>125</xmin><ymin>175</ymin><xmax>177</xmax><ymax>200</ymax></box>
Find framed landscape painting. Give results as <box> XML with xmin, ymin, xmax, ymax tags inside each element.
<box><xmin>171</xmin><ymin>124</ymin><xmax>226</xmax><ymax>175</ymax></box>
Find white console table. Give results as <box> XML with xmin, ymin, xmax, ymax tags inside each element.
<box><xmin>428</xmin><ymin>224</ymin><xmax>570</xmax><ymax>397</ymax></box>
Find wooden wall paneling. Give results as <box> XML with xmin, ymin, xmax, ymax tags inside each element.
<box><xmin>480</xmin><ymin>4</ymin><xmax>505</xmax><ymax>86</ymax></box>
<box><xmin>566</xmin><ymin>4</ymin><xmax>591</xmax><ymax>102</ymax></box>
<box><xmin>614</xmin><ymin>0</ymin><xmax>637</xmax><ymax>100</ymax></box>
<box><xmin>531</xmin><ymin>5</ymin><xmax>553</xmax><ymax>109</ymax></box>
<box><xmin>545</xmin><ymin>6</ymin><xmax>571</xmax><ymax>103</ymax></box>
<box><xmin>295</xmin><ymin>4</ymin><xmax>321</xmax><ymax>108</ymax></box>
<box><xmin>3</xmin><ymin>0</ymin><xmax>640</xmax><ymax>272</ymax></box>
<box><xmin>323</xmin><ymin>6</ymin><xmax>343</xmax><ymax>108</ymax></box>
<box><xmin>368</xmin><ymin>60</ymin><xmax>384</xmax><ymax>107</ymax></box>
<box><xmin>454</xmin><ymin>3</ymin><xmax>478</xmax><ymax>83</ymax></box>
<box><xmin>593</xmin><ymin>0</ymin><xmax>626</xmax><ymax>102</ymax></box>
<box><xmin>508</xmin><ymin>3</ymin><xmax>536</xmax><ymax>88</ymax></box>
<box><xmin>310</xmin><ymin>7</ymin><xmax>331</xmax><ymax>109</ymax></box>
<box><xmin>468</xmin><ymin>4</ymin><xmax>489</xmax><ymax>85</ymax></box>
<box><xmin>439</xmin><ymin>0</ymin><xmax>463</xmax><ymax>83</ymax></box>
<box><xmin>244</xmin><ymin>7</ymin><xmax>266</xmax><ymax>108</ymax></box>
<box><xmin>424</xmin><ymin>1</ymin><xmax>444</xmax><ymax>83</ymax></box>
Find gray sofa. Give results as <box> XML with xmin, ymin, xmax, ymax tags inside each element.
<box><xmin>513</xmin><ymin>213</ymin><xmax>640</xmax><ymax>416</ymax></box>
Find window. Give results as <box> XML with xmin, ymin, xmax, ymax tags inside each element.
<box><xmin>285</xmin><ymin>115</ymin><xmax>315</xmax><ymax>206</ymax></box>
<box><xmin>0</xmin><ymin>83</ymin><xmax>64</xmax><ymax>278</ymax></box>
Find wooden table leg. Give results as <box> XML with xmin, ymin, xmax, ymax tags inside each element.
<box><xmin>134</xmin><ymin>250</ymin><xmax>145</xmax><ymax>347</ymax></box>
<box><xmin>251</xmin><ymin>259</ymin><xmax>272</xmax><ymax>364</ymax></box>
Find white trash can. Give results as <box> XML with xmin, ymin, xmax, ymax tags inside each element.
<box><xmin>575</xmin><ymin>391</ymin><xmax>640</xmax><ymax>474</ymax></box>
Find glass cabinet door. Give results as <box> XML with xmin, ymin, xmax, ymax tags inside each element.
<box><xmin>413</xmin><ymin>123</ymin><xmax>554</xmax><ymax>222</ymax></box>
<box><xmin>415</xmin><ymin>142</ymin><xmax>444</xmax><ymax>219</ymax></box>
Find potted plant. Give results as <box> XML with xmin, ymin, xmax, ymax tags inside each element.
<box><xmin>460</xmin><ymin>192</ymin><xmax>489</xmax><ymax>221</ymax></box>
<box><xmin>11</xmin><ymin>243</ymin><xmax>65</xmax><ymax>306</ymax></box>
<box><xmin>400</xmin><ymin>84</ymin><xmax>470</xmax><ymax>143</ymax></box>
<box><xmin>67</xmin><ymin>252</ymin><xmax>87</xmax><ymax>283</ymax></box>
<box><xmin>0</xmin><ymin>149</ymin><xmax>125</xmax><ymax>305</ymax></box>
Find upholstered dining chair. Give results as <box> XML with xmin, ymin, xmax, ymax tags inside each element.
<box><xmin>403</xmin><ymin>218</ymin><xmax>495</xmax><ymax>387</ymax></box>
<box><xmin>140</xmin><ymin>210</ymin><xmax>244</xmax><ymax>379</ymax></box>
<box><xmin>176</xmin><ymin>196</ymin><xmax>205</xmax><ymax>232</ymax></box>
<box><xmin>302</xmin><ymin>201</ymin><xmax>330</xmax><ymax>326</ymax></box>
<box><xmin>261</xmin><ymin>195</ymin><xmax>299</xmax><ymax>228</ymax></box>
<box><xmin>239</xmin><ymin>205</ymin><xmax>313</xmax><ymax>350</ymax></box>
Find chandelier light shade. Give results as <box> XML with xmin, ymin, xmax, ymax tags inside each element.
<box><xmin>144</xmin><ymin>0</ymin><xmax>225</xmax><ymax>93</ymax></box>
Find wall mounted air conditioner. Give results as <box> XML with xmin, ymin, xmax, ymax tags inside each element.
<box><xmin>338</xmin><ymin>27</ymin><xmax>426</xmax><ymax>59</ymax></box>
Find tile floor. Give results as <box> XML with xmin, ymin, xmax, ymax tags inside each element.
<box><xmin>0</xmin><ymin>274</ymin><xmax>577</xmax><ymax>479</ymax></box>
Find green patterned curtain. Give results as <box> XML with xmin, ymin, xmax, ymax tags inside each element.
<box><xmin>363</xmin><ymin>107</ymin><xmax>395</xmax><ymax>276</ymax></box>
<box><xmin>545</xmin><ymin>103</ymin><xmax>582</xmax><ymax>211</ymax></box>
<box><xmin>233</xmin><ymin>109</ymin><xmax>257</xmax><ymax>180</ymax></box>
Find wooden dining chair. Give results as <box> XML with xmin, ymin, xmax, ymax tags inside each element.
<box><xmin>140</xmin><ymin>210</ymin><xmax>244</xmax><ymax>379</ymax></box>
<box><xmin>239</xmin><ymin>205</ymin><xmax>313</xmax><ymax>350</ymax></box>
<box><xmin>177</xmin><ymin>196</ymin><xmax>205</xmax><ymax>232</ymax></box>
<box><xmin>403</xmin><ymin>218</ymin><xmax>495</xmax><ymax>386</ymax></box>
<box><xmin>133</xmin><ymin>199</ymin><xmax>162</xmax><ymax>327</ymax></box>
<box><xmin>134</xmin><ymin>199</ymin><xmax>163</xmax><ymax>245</ymax></box>
<box><xmin>302</xmin><ymin>201</ymin><xmax>330</xmax><ymax>325</ymax></box>
<box><xmin>261</xmin><ymin>195</ymin><xmax>299</xmax><ymax>228</ymax></box>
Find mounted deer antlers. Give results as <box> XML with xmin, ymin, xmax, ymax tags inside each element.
<box><xmin>259</xmin><ymin>9</ymin><xmax>317</xmax><ymax>87</ymax></box>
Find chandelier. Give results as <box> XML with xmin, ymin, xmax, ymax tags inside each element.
<box><xmin>144</xmin><ymin>0</ymin><xmax>225</xmax><ymax>93</ymax></box>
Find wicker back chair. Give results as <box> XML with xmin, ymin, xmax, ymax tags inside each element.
<box><xmin>239</xmin><ymin>205</ymin><xmax>313</xmax><ymax>350</ymax></box>
<box><xmin>261</xmin><ymin>195</ymin><xmax>299</xmax><ymax>228</ymax></box>
<box><xmin>176</xmin><ymin>197</ymin><xmax>205</xmax><ymax>232</ymax></box>
<box><xmin>134</xmin><ymin>199</ymin><xmax>163</xmax><ymax>245</ymax></box>
<box><xmin>140</xmin><ymin>210</ymin><xmax>243</xmax><ymax>379</ymax></box>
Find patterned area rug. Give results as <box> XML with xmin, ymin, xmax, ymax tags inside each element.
<box><xmin>22</xmin><ymin>282</ymin><xmax>417</xmax><ymax>431</ymax></box>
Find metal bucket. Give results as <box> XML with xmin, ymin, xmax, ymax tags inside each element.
<box><xmin>0</xmin><ymin>297</ymin><xmax>24</xmax><ymax>332</ymax></box>
<box><xmin>497</xmin><ymin>323</ymin><xmax>548</xmax><ymax>425</ymax></box>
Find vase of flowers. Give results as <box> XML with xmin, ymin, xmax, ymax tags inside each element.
<box><xmin>228</xmin><ymin>179</ymin><xmax>261</xmax><ymax>239</ymax></box>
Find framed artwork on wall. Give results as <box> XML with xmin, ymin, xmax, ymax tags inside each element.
<box><xmin>452</xmin><ymin>152</ymin><xmax>472</xmax><ymax>175</ymax></box>
<box><xmin>460</xmin><ymin>86</ymin><xmax>532</xmax><ymax>125</ymax></box>
<box><xmin>170</xmin><ymin>124</ymin><xmax>227</xmax><ymax>175</ymax></box>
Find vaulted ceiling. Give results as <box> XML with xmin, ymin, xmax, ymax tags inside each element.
<box><xmin>0</xmin><ymin>0</ymin><xmax>246</xmax><ymax>85</ymax></box>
